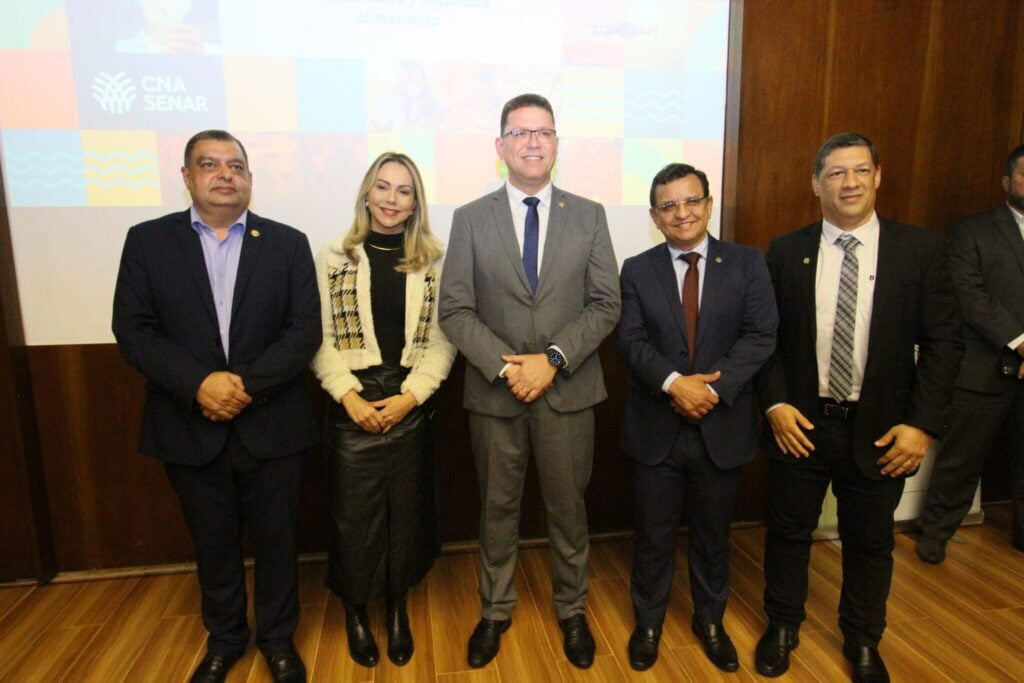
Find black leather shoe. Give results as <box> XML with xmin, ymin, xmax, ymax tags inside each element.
<box><xmin>843</xmin><ymin>643</ymin><xmax>890</xmax><ymax>683</ymax></box>
<box><xmin>345</xmin><ymin>605</ymin><xmax>379</xmax><ymax>667</ymax></box>
<box><xmin>386</xmin><ymin>591</ymin><xmax>414</xmax><ymax>666</ymax></box>
<box><xmin>754</xmin><ymin>622</ymin><xmax>799</xmax><ymax>677</ymax></box>
<box><xmin>189</xmin><ymin>651</ymin><xmax>242</xmax><ymax>683</ymax></box>
<box><xmin>627</xmin><ymin>626</ymin><xmax>661</xmax><ymax>671</ymax></box>
<box><xmin>559</xmin><ymin>614</ymin><xmax>596</xmax><ymax>669</ymax></box>
<box><xmin>266</xmin><ymin>645</ymin><xmax>306</xmax><ymax>683</ymax></box>
<box><xmin>467</xmin><ymin>618</ymin><xmax>511</xmax><ymax>668</ymax></box>
<box><xmin>1012</xmin><ymin>537</ymin><xmax>1024</xmax><ymax>552</ymax></box>
<box><xmin>691</xmin><ymin>616</ymin><xmax>738</xmax><ymax>672</ymax></box>
<box><xmin>916</xmin><ymin>536</ymin><xmax>946</xmax><ymax>564</ymax></box>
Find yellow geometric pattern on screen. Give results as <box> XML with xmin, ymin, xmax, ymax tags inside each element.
<box><xmin>80</xmin><ymin>130</ymin><xmax>161</xmax><ymax>206</ymax></box>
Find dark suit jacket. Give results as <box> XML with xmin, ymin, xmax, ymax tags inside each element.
<box><xmin>755</xmin><ymin>218</ymin><xmax>963</xmax><ymax>479</ymax></box>
<box><xmin>112</xmin><ymin>209</ymin><xmax>321</xmax><ymax>465</ymax></box>
<box><xmin>948</xmin><ymin>205</ymin><xmax>1024</xmax><ymax>394</ymax></box>
<box><xmin>618</xmin><ymin>237</ymin><xmax>778</xmax><ymax>468</ymax></box>
<box><xmin>439</xmin><ymin>185</ymin><xmax>620</xmax><ymax>417</ymax></box>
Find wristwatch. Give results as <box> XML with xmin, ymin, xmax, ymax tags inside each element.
<box><xmin>546</xmin><ymin>346</ymin><xmax>567</xmax><ymax>370</ymax></box>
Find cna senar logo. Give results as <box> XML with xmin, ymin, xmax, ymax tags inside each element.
<box><xmin>92</xmin><ymin>72</ymin><xmax>210</xmax><ymax>114</ymax></box>
<box><xmin>92</xmin><ymin>72</ymin><xmax>137</xmax><ymax>114</ymax></box>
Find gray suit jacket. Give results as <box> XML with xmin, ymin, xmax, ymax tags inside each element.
<box><xmin>439</xmin><ymin>185</ymin><xmax>621</xmax><ymax>417</ymax></box>
<box><xmin>950</xmin><ymin>204</ymin><xmax>1024</xmax><ymax>394</ymax></box>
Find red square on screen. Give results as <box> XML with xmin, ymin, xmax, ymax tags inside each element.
<box><xmin>0</xmin><ymin>50</ymin><xmax>78</xmax><ymax>128</ymax></box>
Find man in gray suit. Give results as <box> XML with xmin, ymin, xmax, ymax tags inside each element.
<box><xmin>439</xmin><ymin>93</ymin><xmax>620</xmax><ymax>670</ymax></box>
<box><xmin>917</xmin><ymin>143</ymin><xmax>1024</xmax><ymax>563</ymax></box>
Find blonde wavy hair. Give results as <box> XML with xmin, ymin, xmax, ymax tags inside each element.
<box><xmin>342</xmin><ymin>152</ymin><xmax>442</xmax><ymax>273</ymax></box>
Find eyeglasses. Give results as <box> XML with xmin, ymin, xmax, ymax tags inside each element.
<box><xmin>502</xmin><ymin>128</ymin><xmax>557</xmax><ymax>141</ymax></box>
<box><xmin>653</xmin><ymin>196</ymin><xmax>707</xmax><ymax>214</ymax></box>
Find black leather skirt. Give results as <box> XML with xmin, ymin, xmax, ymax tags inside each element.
<box><xmin>324</xmin><ymin>363</ymin><xmax>439</xmax><ymax>604</ymax></box>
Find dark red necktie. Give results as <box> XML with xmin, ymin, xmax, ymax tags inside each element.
<box><xmin>680</xmin><ymin>252</ymin><xmax>700</xmax><ymax>369</ymax></box>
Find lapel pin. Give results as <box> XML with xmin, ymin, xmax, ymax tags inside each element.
<box><xmin>802</xmin><ymin>257</ymin><xmax>810</xmax><ymax>264</ymax></box>
<box><xmin>250</xmin><ymin>229</ymin><xmax>260</xmax><ymax>237</ymax></box>
<box><xmin>558</xmin><ymin>201</ymin><xmax>565</xmax><ymax>208</ymax></box>
<box><xmin>715</xmin><ymin>256</ymin><xmax>722</xmax><ymax>263</ymax></box>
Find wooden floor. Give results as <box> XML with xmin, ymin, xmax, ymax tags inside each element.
<box><xmin>2</xmin><ymin>504</ymin><xmax>1023</xmax><ymax>682</ymax></box>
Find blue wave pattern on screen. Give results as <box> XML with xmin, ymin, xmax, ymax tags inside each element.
<box><xmin>3</xmin><ymin>130</ymin><xmax>87</xmax><ymax>206</ymax></box>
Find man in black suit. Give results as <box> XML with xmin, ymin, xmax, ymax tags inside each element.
<box><xmin>753</xmin><ymin>133</ymin><xmax>961</xmax><ymax>682</ymax></box>
<box><xmin>917</xmin><ymin>144</ymin><xmax>1024</xmax><ymax>563</ymax></box>
<box><xmin>113</xmin><ymin>130</ymin><xmax>320</xmax><ymax>683</ymax></box>
<box><xmin>618</xmin><ymin>163</ymin><xmax>777</xmax><ymax>672</ymax></box>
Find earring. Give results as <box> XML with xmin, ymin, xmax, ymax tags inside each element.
<box><xmin>363</xmin><ymin>199</ymin><xmax>369</xmax><ymax>208</ymax></box>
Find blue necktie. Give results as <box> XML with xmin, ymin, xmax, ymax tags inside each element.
<box><xmin>523</xmin><ymin>197</ymin><xmax>540</xmax><ymax>293</ymax></box>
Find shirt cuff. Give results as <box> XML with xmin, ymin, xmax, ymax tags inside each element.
<box><xmin>548</xmin><ymin>344</ymin><xmax>569</xmax><ymax>370</ymax></box>
<box><xmin>765</xmin><ymin>402</ymin><xmax>785</xmax><ymax>414</ymax></box>
<box><xmin>661</xmin><ymin>371</ymin><xmax>682</xmax><ymax>393</ymax></box>
<box><xmin>498</xmin><ymin>362</ymin><xmax>513</xmax><ymax>380</ymax></box>
<box><xmin>1008</xmin><ymin>332</ymin><xmax>1024</xmax><ymax>352</ymax></box>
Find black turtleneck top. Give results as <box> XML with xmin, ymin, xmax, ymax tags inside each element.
<box><xmin>364</xmin><ymin>230</ymin><xmax>406</xmax><ymax>364</ymax></box>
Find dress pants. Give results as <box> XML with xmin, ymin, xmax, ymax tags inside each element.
<box><xmin>164</xmin><ymin>428</ymin><xmax>304</xmax><ymax>658</ymax></box>
<box><xmin>763</xmin><ymin>410</ymin><xmax>904</xmax><ymax>647</ymax></box>
<box><xmin>920</xmin><ymin>386</ymin><xmax>1024</xmax><ymax>545</ymax></box>
<box><xmin>631</xmin><ymin>422</ymin><xmax>740</xmax><ymax>629</ymax></box>
<box><xmin>469</xmin><ymin>401</ymin><xmax>594</xmax><ymax>620</ymax></box>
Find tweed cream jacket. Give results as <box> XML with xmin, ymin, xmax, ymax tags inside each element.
<box><xmin>312</xmin><ymin>237</ymin><xmax>456</xmax><ymax>404</ymax></box>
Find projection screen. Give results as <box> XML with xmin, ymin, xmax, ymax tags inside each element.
<box><xmin>0</xmin><ymin>0</ymin><xmax>731</xmax><ymax>345</ymax></box>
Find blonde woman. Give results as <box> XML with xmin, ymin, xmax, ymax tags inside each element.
<box><xmin>312</xmin><ymin>152</ymin><xmax>455</xmax><ymax>668</ymax></box>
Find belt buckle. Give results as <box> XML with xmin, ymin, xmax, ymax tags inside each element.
<box><xmin>823</xmin><ymin>401</ymin><xmax>851</xmax><ymax>419</ymax></box>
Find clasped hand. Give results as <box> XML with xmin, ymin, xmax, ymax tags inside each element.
<box><xmin>502</xmin><ymin>353</ymin><xmax>556</xmax><ymax>404</ymax></box>
<box><xmin>341</xmin><ymin>390</ymin><xmax>417</xmax><ymax>434</ymax></box>
<box><xmin>668</xmin><ymin>371</ymin><xmax>720</xmax><ymax>420</ymax></box>
<box><xmin>197</xmin><ymin>371</ymin><xmax>251</xmax><ymax>421</ymax></box>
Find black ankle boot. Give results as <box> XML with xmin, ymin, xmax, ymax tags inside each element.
<box><xmin>345</xmin><ymin>604</ymin><xmax>379</xmax><ymax>667</ymax></box>
<box><xmin>386</xmin><ymin>591</ymin><xmax>414</xmax><ymax>666</ymax></box>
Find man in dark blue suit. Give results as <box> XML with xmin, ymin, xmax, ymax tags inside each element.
<box><xmin>113</xmin><ymin>130</ymin><xmax>319</xmax><ymax>683</ymax></box>
<box><xmin>617</xmin><ymin>163</ymin><xmax>778</xmax><ymax>672</ymax></box>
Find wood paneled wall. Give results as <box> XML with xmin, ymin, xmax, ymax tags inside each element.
<box><xmin>735</xmin><ymin>0</ymin><xmax>1024</xmax><ymax>249</ymax></box>
<box><xmin>2</xmin><ymin>0</ymin><xmax>1024</xmax><ymax>576</ymax></box>
<box><xmin>0</xmin><ymin>168</ymin><xmax>55</xmax><ymax>582</ymax></box>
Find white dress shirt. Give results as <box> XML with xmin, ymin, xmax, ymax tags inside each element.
<box><xmin>505</xmin><ymin>180</ymin><xmax>552</xmax><ymax>269</ymax></box>
<box><xmin>661</xmin><ymin>236</ymin><xmax>710</xmax><ymax>393</ymax></box>
<box><xmin>497</xmin><ymin>180</ymin><xmax>565</xmax><ymax>376</ymax></box>
<box><xmin>815</xmin><ymin>214</ymin><xmax>880</xmax><ymax>400</ymax></box>
<box><xmin>1006</xmin><ymin>203</ymin><xmax>1024</xmax><ymax>351</ymax></box>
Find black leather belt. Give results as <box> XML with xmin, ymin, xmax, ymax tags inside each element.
<box><xmin>819</xmin><ymin>398</ymin><xmax>858</xmax><ymax>420</ymax></box>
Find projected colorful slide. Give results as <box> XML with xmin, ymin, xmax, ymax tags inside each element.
<box><xmin>0</xmin><ymin>0</ymin><xmax>730</xmax><ymax>344</ymax></box>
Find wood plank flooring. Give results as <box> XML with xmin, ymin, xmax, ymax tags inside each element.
<box><xmin>1</xmin><ymin>503</ymin><xmax>1022</xmax><ymax>682</ymax></box>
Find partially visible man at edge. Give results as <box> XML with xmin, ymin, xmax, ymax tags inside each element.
<box><xmin>917</xmin><ymin>143</ymin><xmax>1024</xmax><ymax>563</ymax></box>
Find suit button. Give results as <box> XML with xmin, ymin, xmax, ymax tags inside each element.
<box><xmin>214</xmin><ymin>338</ymin><xmax>221</xmax><ymax>346</ymax></box>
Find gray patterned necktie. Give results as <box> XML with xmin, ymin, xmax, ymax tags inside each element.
<box><xmin>828</xmin><ymin>233</ymin><xmax>860</xmax><ymax>402</ymax></box>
